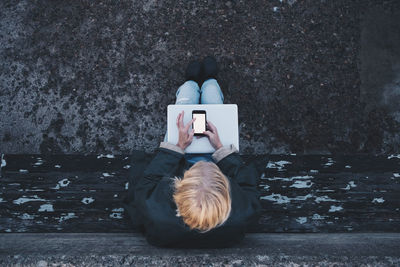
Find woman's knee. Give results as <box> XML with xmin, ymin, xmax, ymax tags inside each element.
<box><xmin>201</xmin><ymin>83</ymin><xmax>224</xmax><ymax>103</ymax></box>
<box><xmin>175</xmin><ymin>81</ymin><xmax>200</xmax><ymax>104</ymax></box>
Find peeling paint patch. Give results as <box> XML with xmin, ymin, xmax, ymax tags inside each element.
<box><xmin>261</xmin><ymin>193</ymin><xmax>313</xmax><ymax>204</ymax></box>
<box><xmin>59</xmin><ymin>212</ymin><xmax>78</xmax><ymax>222</ymax></box>
<box><xmin>342</xmin><ymin>184</ymin><xmax>351</xmax><ymax>190</ymax></box>
<box><xmin>112</xmin><ymin>207</ymin><xmax>124</xmax><ymax>212</ymax></box>
<box><xmin>51</xmin><ymin>184</ymin><xmax>60</xmax><ymax>190</ymax></box>
<box><xmin>296</xmin><ymin>217</ymin><xmax>307</xmax><ymax>224</ymax></box>
<box><xmin>81</xmin><ymin>197</ymin><xmax>95</xmax><ymax>204</ymax></box>
<box><xmin>38</xmin><ymin>203</ymin><xmax>54</xmax><ymax>212</ymax></box>
<box><xmin>18</xmin><ymin>213</ymin><xmax>35</xmax><ymax>220</ymax></box>
<box><xmin>51</xmin><ymin>178</ymin><xmax>70</xmax><ymax>189</ymax></box>
<box><xmin>315</xmin><ymin>195</ymin><xmax>338</xmax><ymax>203</ymax></box>
<box><xmin>0</xmin><ymin>197</ymin><xmax>6</xmax><ymax>203</ymax></box>
<box><xmin>323</xmin><ymin>157</ymin><xmax>335</xmax><ymax>167</ymax></box>
<box><xmin>393</xmin><ymin>173</ymin><xmax>400</xmax><ymax>178</ymax></box>
<box><xmin>312</xmin><ymin>213</ymin><xmax>328</xmax><ymax>220</ymax></box>
<box><xmin>54</xmin><ymin>164</ymin><xmax>61</xmax><ymax>168</ymax></box>
<box><xmin>97</xmin><ymin>154</ymin><xmax>115</xmax><ymax>159</ymax></box>
<box><xmin>341</xmin><ymin>181</ymin><xmax>356</xmax><ymax>190</ymax></box>
<box><xmin>266</xmin><ymin>160</ymin><xmax>292</xmax><ymax>171</ymax></box>
<box><xmin>345</xmin><ymin>165</ymin><xmax>352</xmax><ymax>168</ymax></box>
<box><xmin>1</xmin><ymin>154</ymin><xmax>6</xmax><ymax>168</ymax></box>
<box><xmin>329</xmin><ymin>205</ymin><xmax>343</xmax><ymax>212</ymax></box>
<box><xmin>263</xmin><ymin>184</ymin><xmax>270</xmax><ymax>191</ymax></box>
<box><xmin>372</xmin><ymin>197</ymin><xmax>385</xmax><ymax>203</ymax></box>
<box><xmin>33</xmin><ymin>158</ymin><xmax>44</xmax><ymax>166</ymax></box>
<box><xmin>13</xmin><ymin>195</ymin><xmax>46</xmax><ymax>204</ymax></box>
<box><xmin>25</xmin><ymin>189</ymin><xmax>45</xmax><ymax>192</ymax></box>
<box><xmin>123</xmin><ymin>165</ymin><xmax>131</xmax><ymax>169</ymax></box>
<box><xmin>110</xmin><ymin>212</ymin><xmax>123</xmax><ymax>219</ymax></box>
<box><xmin>5</xmin><ymin>229</ymin><xmax>12</xmax><ymax>232</ymax></box>
<box><xmin>309</xmin><ymin>169</ymin><xmax>319</xmax><ymax>174</ymax></box>
<box><xmin>388</xmin><ymin>154</ymin><xmax>400</xmax><ymax>159</ymax></box>
<box><xmin>290</xmin><ymin>180</ymin><xmax>313</xmax><ymax>188</ymax></box>
<box><xmin>58</xmin><ymin>178</ymin><xmax>70</xmax><ymax>187</ymax></box>
<box><xmin>266</xmin><ymin>175</ymin><xmax>314</xmax><ymax>182</ymax></box>
<box><xmin>125</xmin><ymin>182</ymin><xmax>129</xmax><ymax>190</ymax></box>
<box><xmin>19</xmin><ymin>169</ymin><xmax>29</xmax><ymax>173</ymax></box>
<box><xmin>103</xmin><ymin>172</ymin><xmax>112</xmax><ymax>177</ymax></box>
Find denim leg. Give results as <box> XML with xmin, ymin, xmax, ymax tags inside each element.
<box><xmin>164</xmin><ymin>80</ymin><xmax>200</xmax><ymax>142</ymax></box>
<box><xmin>200</xmin><ymin>78</ymin><xmax>224</xmax><ymax>104</ymax></box>
<box><xmin>176</xmin><ymin>80</ymin><xmax>201</xmax><ymax>104</ymax></box>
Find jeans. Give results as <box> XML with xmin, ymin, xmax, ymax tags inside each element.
<box><xmin>164</xmin><ymin>78</ymin><xmax>224</xmax><ymax>164</ymax></box>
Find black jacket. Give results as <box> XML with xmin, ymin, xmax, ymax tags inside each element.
<box><xmin>123</xmin><ymin>142</ymin><xmax>262</xmax><ymax>248</ymax></box>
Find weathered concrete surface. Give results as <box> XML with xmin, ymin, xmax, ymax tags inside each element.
<box><xmin>1</xmin><ymin>233</ymin><xmax>400</xmax><ymax>266</ymax></box>
<box><xmin>360</xmin><ymin>3</ymin><xmax>400</xmax><ymax>155</ymax></box>
<box><xmin>0</xmin><ymin>0</ymin><xmax>400</xmax><ymax>154</ymax></box>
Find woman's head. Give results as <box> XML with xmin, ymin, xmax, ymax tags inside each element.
<box><xmin>172</xmin><ymin>161</ymin><xmax>232</xmax><ymax>233</ymax></box>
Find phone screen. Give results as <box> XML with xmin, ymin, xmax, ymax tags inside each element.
<box><xmin>193</xmin><ymin>113</ymin><xmax>206</xmax><ymax>134</ymax></box>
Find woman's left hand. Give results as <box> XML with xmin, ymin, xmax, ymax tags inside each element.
<box><xmin>176</xmin><ymin>110</ymin><xmax>196</xmax><ymax>150</ymax></box>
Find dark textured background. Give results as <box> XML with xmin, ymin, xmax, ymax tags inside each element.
<box><xmin>1</xmin><ymin>0</ymin><xmax>399</xmax><ymax>155</ymax></box>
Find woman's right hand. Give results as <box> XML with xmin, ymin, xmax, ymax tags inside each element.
<box><xmin>203</xmin><ymin>120</ymin><xmax>223</xmax><ymax>150</ymax></box>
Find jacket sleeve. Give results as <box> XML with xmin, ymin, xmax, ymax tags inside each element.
<box><xmin>134</xmin><ymin>142</ymin><xmax>184</xmax><ymax>214</ymax></box>
<box><xmin>213</xmin><ymin>144</ymin><xmax>262</xmax><ymax>225</ymax></box>
<box><xmin>142</xmin><ymin>142</ymin><xmax>185</xmax><ymax>178</ymax></box>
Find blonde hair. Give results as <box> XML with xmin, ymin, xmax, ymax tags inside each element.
<box><xmin>172</xmin><ymin>161</ymin><xmax>232</xmax><ymax>233</ymax></box>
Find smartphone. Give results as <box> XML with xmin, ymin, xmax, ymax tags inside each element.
<box><xmin>192</xmin><ymin>110</ymin><xmax>207</xmax><ymax>136</ymax></box>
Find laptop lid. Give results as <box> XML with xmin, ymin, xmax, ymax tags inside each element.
<box><xmin>167</xmin><ymin>104</ymin><xmax>239</xmax><ymax>153</ymax></box>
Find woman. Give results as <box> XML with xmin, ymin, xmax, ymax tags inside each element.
<box><xmin>124</xmin><ymin>56</ymin><xmax>262</xmax><ymax>248</ymax></box>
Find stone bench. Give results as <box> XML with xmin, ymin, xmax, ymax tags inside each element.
<box><xmin>1</xmin><ymin>153</ymin><xmax>399</xmax><ymax>233</ymax></box>
<box><xmin>1</xmin><ymin>153</ymin><xmax>400</xmax><ymax>264</ymax></box>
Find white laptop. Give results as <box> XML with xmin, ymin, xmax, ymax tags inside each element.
<box><xmin>167</xmin><ymin>104</ymin><xmax>239</xmax><ymax>153</ymax></box>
